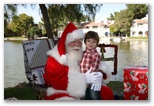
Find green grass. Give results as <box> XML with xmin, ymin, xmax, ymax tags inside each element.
<box><xmin>4</xmin><ymin>86</ymin><xmax>36</xmax><ymax>100</ymax></box>
<box><xmin>4</xmin><ymin>81</ymin><xmax>124</xmax><ymax>100</ymax></box>
<box><xmin>107</xmin><ymin>81</ymin><xmax>123</xmax><ymax>92</ymax></box>
<box><xmin>127</xmin><ymin>36</ymin><xmax>148</xmax><ymax>39</ymax></box>
<box><xmin>4</xmin><ymin>36</ymin><xmax>27</xmax><ymax>39</ymax></box>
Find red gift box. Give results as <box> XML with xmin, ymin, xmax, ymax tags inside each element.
<box><xmin>124</xmin><ymin>66</ymin><xmax>148</xmax><ymax>100</ymax></box>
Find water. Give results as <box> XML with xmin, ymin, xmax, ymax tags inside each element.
<box><xmin>4</xmin><ymin>40</ymin><xmax>148</xmax><ymax>88</ymax></box>
<box><xmin>111</xmin><ymin>41</ymin><xmax>148</xmax><ymax>81</ymax></box>
<box><xmin>4</xmin><ymin>41</ymin><xmax>28</xmax><ymax>88</ymax></box>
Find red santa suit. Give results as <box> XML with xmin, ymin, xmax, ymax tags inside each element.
<box><xmin>43</xmin><ymin>22</ymin><xmax>86</xmax><ymax>100</ymax></box>
<box><xmin>43</xmin><ymin>22</ymin><xmax>114</xmax><ymax>100</ymax></box>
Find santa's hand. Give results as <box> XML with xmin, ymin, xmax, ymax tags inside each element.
<box><xmin>92</xmin><ymin>72</ymin><xmax>103</xmax><ymax>83</ymax></box>
<box><xmin>91</xmin><ymin>82</ymin><xmax>102</xmax><ymax>91</ymax></box>
<box><xmin>85</xmin><ymin>68</ymin><xmax>93</xmax><ymax>83</ymax></box>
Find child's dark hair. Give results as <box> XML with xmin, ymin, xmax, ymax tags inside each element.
<box><xmin>84</xmin><ymin>31</ymin><xmax>99</xmax><ymax>45</ymax></box>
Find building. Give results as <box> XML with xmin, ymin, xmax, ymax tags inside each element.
<box><xmin>79</xmin><ymin>21</ymin><xmax>113</xmax><ymax>37</ymax></box>
<box><xmin>130</xmin><ymin>14</ymin><xmax>148</xmax><ymax>37</ymax></box>
<box><xmin>58</xmin><ymin>14</ymin><xmax>148</xmax><ymax>38</ymax></box>
<box><xmin>80</xmin><ymin>14</ymin><xmax>148</xmax><ymax>38</ymax></box>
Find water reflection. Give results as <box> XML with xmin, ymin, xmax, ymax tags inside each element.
<box><xmin>111</xmin><ymin>41</ymin><xmax>148</xmax><ymax>81</ymax></box>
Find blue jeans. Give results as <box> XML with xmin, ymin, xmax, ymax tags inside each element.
<box><xmin>84</xmin><ymin>85</ymin><xmax>101</xmax><ymax>100</ymax></box>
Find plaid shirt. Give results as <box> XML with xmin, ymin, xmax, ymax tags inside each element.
<box><xmin>80</xmin><ymin>48</ymin><xmax>101</xmax><ymax>73</ymax></box>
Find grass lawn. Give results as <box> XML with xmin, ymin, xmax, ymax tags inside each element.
<box><xmin>126</xmin><ymin>36</ymin><xmax>148</xmax><ymax>40</ymax></box>
<box><xmin>4</xmin><ymin>81</ymin><xmax>123</xmax><ymax>100</ymax></box>
<box><xmin>107</xmin><ymin>81</ymin><xmax>123</xmax><ymax>92</ymax></box>
<box><xmin>127</xmin><ymin>36</ymin><xmax>148</xmax><ymax>39</ymax></box>
<box><xmin>4</xmin><ymin>86</ymin><xmax>36</xmax><ymax>100</ymax></box>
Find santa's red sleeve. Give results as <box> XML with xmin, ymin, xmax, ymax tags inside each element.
<box><xmin>43</xmin><ymin>56</ymin><xmax>69</xmax><ymax>90</ymax></box>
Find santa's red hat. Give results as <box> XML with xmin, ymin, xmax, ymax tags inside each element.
<box><xmin>58</xmin><ymin>22</ymin><xmax>84</xmax><ymax>56</ymax></box>
<box><xmin>47</xmin><ymin>22</ymin><xmax>84</xmax><ymax>65</ymax></box>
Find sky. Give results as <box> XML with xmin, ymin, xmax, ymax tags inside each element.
<box><xmin>17</xmin><ymin>4</ymin><xmax>127</xmax><ymax>24</ymax></box>
<box><xmin>95</xmin><ymin>4</ymin><xmax>126</xmax><ymax>21</ymax></box>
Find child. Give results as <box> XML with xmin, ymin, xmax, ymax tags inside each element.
<box><xmin>80</xmin><ymin>31</ymin><xmax>102</xmax><ymax>100</ymax></box>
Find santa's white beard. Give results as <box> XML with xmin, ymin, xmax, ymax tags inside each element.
<box><xmin>66</xmin><ymin>46</ymin><xmax>83</xmax><ymax>72</ymax></box>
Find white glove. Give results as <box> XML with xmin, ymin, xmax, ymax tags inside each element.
<box><xmin>91</xmin><ymin>72</ymin><xmax>103</xmax><ymax>91</ymax></box>
<box><xmin>91</xmin><ymin>82</ymin><xmax>102</xmax><ymax>91</ymax></box>
<box><xmin>85</xmin><ymin>68</ymin><xmax>93</xmax><ymax>83</ymax></box>
<box><xmin>92</xmin><ymin>72</ymin><xmax>103</xmax><ymax>83</ymax></box>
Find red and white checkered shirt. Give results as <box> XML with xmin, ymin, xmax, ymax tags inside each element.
<box><xmin>80</xmin><ymin>48</ymin><xmax>101</xmax><ymax>73</ymax></box>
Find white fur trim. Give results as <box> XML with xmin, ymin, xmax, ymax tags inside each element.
<box><xmin>46</xmin><ymin>71</ymin><xmax>87</xmax><ymax>98</ymax></box>
<box><xmin>65</xmin><ymin>29</ymin><xmax>84</xmax><ymax>45</ymax></box>
<box><xmin>46</xmin><ymin>45</ymin><xmax>59</xmax><ymax>58</ymax></box>
<box><xmin>46</xmin><ymin>87</ymin><xmax>67</xmax><ymax>96</ymax></box>
<box><xmin>67</xmin><ymin>70</ymin><xmax>87</xmax><ymax>97</ymax></box>
<box><xmin>46</xmin><ymin>87</ymin><xmax>76</xmax><ymax>100</ymax></box>
<box><xmin>55</xmin><ymin>97</ymin><xmax>75</xmax><ymax>100</ymax></box>
<box><xmin>59</xmin><ymin>55</ymin><xmax>67</xmax><ymax>65</ymax></box>
<box><xmin>98</xmin><ymin>61</ymin><xmax>112</xmax><ymax>84</ymax></box>
<box><xmin>46</xmin><ymin>45</ymin><xmax>67</xmax><ymax>65</ymax></box>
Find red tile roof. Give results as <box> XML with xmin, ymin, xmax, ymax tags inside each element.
<box><xmin>80</xmin><ymin>22</ymin><xmax>106</xmax><ymax>28</ymax></box>
<box><xmin>134</xmin><ymin>19</ymin><xmax>148</xmax><ymax>24</ymax></box>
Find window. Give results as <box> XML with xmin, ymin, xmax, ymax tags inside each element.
<box><xmin>104</xmin><ymin>25</ymin><xmax>108</xmax><ymax>28</ymax></box>
<box><xmin>92</xmin><ymin>26</ymin><xmax>98</xmax><ymax>29</ymax></box>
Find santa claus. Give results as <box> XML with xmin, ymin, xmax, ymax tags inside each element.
<box><xmin>43</xmin><ymin>22</ymin><xmax>114</xmax><ymax>100</ymax></box>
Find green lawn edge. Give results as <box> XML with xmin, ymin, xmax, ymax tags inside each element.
<box><xmin>4</xmin><ymin>81</ymin><xmax>123</xmax><ymax>100</ymax></box>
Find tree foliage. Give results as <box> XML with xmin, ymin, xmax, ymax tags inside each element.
<box><xmin>107</xmin><ymin>12</ymin><xmax>118</xmax><ymax>21</ymax></box>
<box><xmin>40</xmin><ymin>4</ymin><xmax>102</xmax><ymax>38</ymax></box>
<box><xmin>4</xmin><ymin>4</ymin><xmax>17</xmax><ymax>21</ymax></box>
<box><xmin>126</xmin><ymin>4</ymin><xmax>148</xmax><ymax>19</ymax></box>
<box><xmin>6</xmin><ymin>13</ymin><xmax>34</xmax><ymax>37</ymax></box>
<box><xmin>46</xmin><ymin>4</ymin><xmax>102</xmax><ymax>37</ymax></box>
<box><xmin>27</xmin><ymin>26</ymin><xmax>42</xmax><ymax>39</ymax></box>
<box><xmin>83</xmin><ymin>4</ymin><xmax>102</xmax><ymax>21</ymax></box>
<box><xmin>114</xmin><ymin>9</ymin><xmax>134</xmax><ymax>35</ymax></box>
<box><xmin>4</xmin><ymin>4</ymin><xmax>18</xmax><ymax>35</ymax></box>
<box><xmin>109</xmin><ymin>4</ymin><xmax>148</xmax><ymax>36</ymax></box>
<box><xmin>4</xmin><ymin>4</ymin><xmax>102</xmax><ymax>40</ymax></box>
<box><xmin>110</xmin><ymin>24</ymin><xmax>118</xmax><ymax>35</ymax></box>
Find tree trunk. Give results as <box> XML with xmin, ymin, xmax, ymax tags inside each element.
<box><xmin>39</xmin><ymin>4</ymin><xmax>55</xmax><ymax>44</ymax></box>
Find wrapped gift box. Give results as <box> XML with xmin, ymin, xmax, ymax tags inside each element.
<box><xmin>124</xmin><ymin>66</ymin><xmax>148</xmax><ymax>100</ymax></box>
